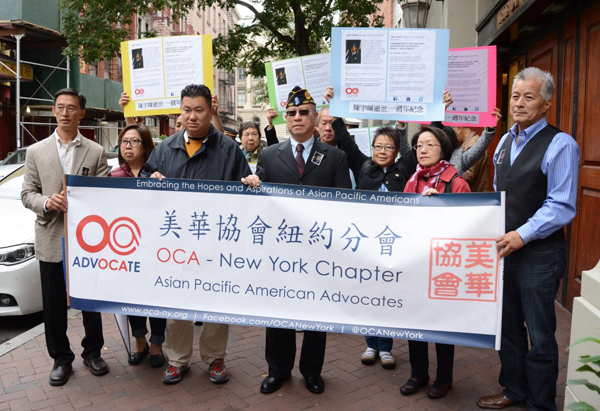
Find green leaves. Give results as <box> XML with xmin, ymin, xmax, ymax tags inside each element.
<box><xmin>566</xmin><ymin>337</ymin><xmax>600</xmax><ymax>411</ymax></box>
<box><xmin>60</xmin><ymin>0</ymin><xmax>383</xmax><ymax>76</ymax></box>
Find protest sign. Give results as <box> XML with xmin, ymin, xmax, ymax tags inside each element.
<box><xmin>65</xmin><ymin>176</ymin><xmax>504</xmax><ymax>349</ymax></box>
<box><xmin>444</xmin><ymin>46</ymin><xmax>497</xmax><ymax>127</ymax></box>
<box><xmin>329</xmin><ymin>27</ymin><xmax>449</xmax><ymax>122</ymax></box>
<box><xmin>121</xmin><ymin>35</ymin><xmax>213</xmax><ymax>117</ymax></box>
<box><xmin>265</xmin><ymin>54</ymin><xmax>330</xmax><ymax>125</ymax></box>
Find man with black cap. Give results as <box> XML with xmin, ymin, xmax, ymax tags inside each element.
<box><xmin>242</xmin><ymin>86</ymin><xmax>351</xmax><ymax>395</ymax></box>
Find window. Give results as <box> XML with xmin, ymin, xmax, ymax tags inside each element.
<box><xmin>237</xmin><ymin>68</ymin><xmax>246</xmax><ymax>81</ymax></box>
<box><xmin>137</xmin><ymin>18</ymin><xmax>142</xmax><ymax>38</ymax></box>
<box><xmin>237</xmin><ymin>89</ymin><xmax>246</xmax><ymax>107</ymax></box>
<box><xmin>252</xmin><ymin>116</ymin><xmax>260</xmax><ymax>127</ymax></box>
<box><xmin>88</xmin><ymin>62</ymin><xmax>97</xmax><ymax>77</ymax></box>
<box><xmin>104</xmin><ymin>59</ymin><xmax>111</xmax><ymax>79</ymax></box>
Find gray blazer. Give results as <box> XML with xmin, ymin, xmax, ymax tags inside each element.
<box><xmin>21</xmin><ymin>133</ymin><xmax>108</xmax><ymax>262</ymax></box>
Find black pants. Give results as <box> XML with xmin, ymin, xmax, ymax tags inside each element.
<box><xmin>128</xmin><ymin>316</ymin><xmax>167</xmax><ymax>345</ymax></box>
<box><xmin>265</xmin><ymin>327</ymin><xmax>326</xmax><ymax>379</ymax></box>
<box><xmin>408</xmin><ymin>340</ymin><xmax>454</xmax><ymax>384</ymax></box>
<box><xmin>39</xmin><ymin>261</ymin><xmax>104</xmax><ymax>366</ymax></box>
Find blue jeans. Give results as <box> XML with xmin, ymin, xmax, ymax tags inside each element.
<box><xmin>365</xmin><ymin>336</ymin><xmax>393</xmax><ymax>352</ymax></box>
<box><xmin>499</xmin><ymin>240</ymin><xmax>566</xmax><ymax>411</ymax></box>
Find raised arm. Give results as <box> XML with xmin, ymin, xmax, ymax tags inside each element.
<box><xmin>119</xmin><ymin>92</ymin><xmax>136</xmax><ymax>127</ymax></box>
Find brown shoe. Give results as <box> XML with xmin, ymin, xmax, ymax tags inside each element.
<box><xmin>400</xmin><ymin>377</ymin><xmax>429</xmax><ymax>395</ymax></box>
<box><xmin>477</xmin><ymin>393</ymin><xmax>524</xmax><ymax>409</ymax></box>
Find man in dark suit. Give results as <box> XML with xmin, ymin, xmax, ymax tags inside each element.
<box><xmin>242</xmin><ymin>86</ymin><xmax>351</xmax><ymax>395</ymax></box>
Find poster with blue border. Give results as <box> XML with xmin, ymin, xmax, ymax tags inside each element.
<box><xmin>329</xmin><ymin>27</ymin><xmax>449</xmax><ymax>122</ymax></box>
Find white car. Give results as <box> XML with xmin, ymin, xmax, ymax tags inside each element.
<box><xmin>0</xmin><ymin>166</ymin><xmax>42</xmax><ymax>316</ymax></box>
<box><xmin>0</xmin><ymin>147</ymin><xmax>27</xmax><ymax>181</ymax></box>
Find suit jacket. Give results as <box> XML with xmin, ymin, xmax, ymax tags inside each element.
<box><xmin>21</xmin><ymin>133</ymin><xmax>108</xmax><ymax>262</ymax></box>
<box><xmin>256</xmin><ymin>138</ymin><xmax>351</xmax><ymax>188</ymax></box>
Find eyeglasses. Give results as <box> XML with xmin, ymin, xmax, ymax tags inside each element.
<box><xmin>286</xmin><ymin>109</ymin><xmax>314</xmax><ymax>117</ymax></box>
<box><xmin>119</xmin><ymin>138</ymin><xmax>142</xmax><ymax>147</ymax></box>
<box><xmin>372</xmin><ymin>144</ymin><xmax>396</xmax><ymax>152</ymax></box>
<box><xmin>413</xmin><ymin>143</ymin><xmax>440</xmax><ymax>151</ymax></box>
<box><xmin>55</xmin><ymin>105</ymin><xmax>79</xmax><ymax>114</ymax></box>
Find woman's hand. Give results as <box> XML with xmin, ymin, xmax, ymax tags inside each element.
<box><xmin>423</xmin><ymin>188</ymin><xmax>439</xmax><ymax>196</ymax></box>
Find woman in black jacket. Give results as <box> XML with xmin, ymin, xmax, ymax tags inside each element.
<box><xmin>334</xmin><ymin>120</ymin><xmax>416</xmax><ymax>192</ymax></box>
<box><xmin>332</xmin><ymin>120</ymin><xmax>416</xmax><ymax>369</ymax></box>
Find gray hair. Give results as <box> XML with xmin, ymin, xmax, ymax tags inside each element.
<box><xmin>513</xmin><ymin>67</ymin><xmax>555</xmax><ymax>101</ymax></box>
<box><xmin>317</xmin><ymin>107</ymin><xmax>329</xmax><ymax>124</ymax></box>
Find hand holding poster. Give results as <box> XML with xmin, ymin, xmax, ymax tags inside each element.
<box><xmin>444</xmin><ymin>46</ymin><xmax>497</xmax><ymax>127</ymax></box>
<box><xmin>65</xmin><ymin>176</ymin><xmax>504</xmax><ymax>349</ymax></box>
<box><xmin>121</xmin><ymin>35</ymin><xmax>214</xmax><ymax>117</ymax></box>
<box><xmin>265</xmin><ymin>54</ymin><xmax>330</xmax><ymax>125</ymax></box>
<box><xmin>329</xmin><ymin>28</ymin><xmax>449</xmax><ymax>122</ymax></box>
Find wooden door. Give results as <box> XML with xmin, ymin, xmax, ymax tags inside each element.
<box><xmin>567</xmin><ymin>1</ymin><xmax>600</xmax><ymax>310</ymax></box>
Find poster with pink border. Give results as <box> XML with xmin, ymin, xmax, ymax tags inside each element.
<box><xmin>443</xmin><ymin>46</ymin><xmax>497</xmax><ymax>127</ymax></box>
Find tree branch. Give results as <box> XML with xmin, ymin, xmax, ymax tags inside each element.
<box><xmin>232</xmin><ymin>0</ymin><xmax>298</xmax><ymax>49</ymax></box>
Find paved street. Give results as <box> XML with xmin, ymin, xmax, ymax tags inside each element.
<box><xmin>0</xmin><ymin>303</ymin><xmax>572</xmax><ymax>410</ymax></box>
<box><xmin>0</xmin><ymin>314</ymin><xmax>43</xmax><ymax>345</ymax></box>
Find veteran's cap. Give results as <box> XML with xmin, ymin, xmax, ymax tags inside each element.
<box><xmin>286</xmin><ymin>86</ymin><xmax>316</xmax><ymax>108</ymax></box>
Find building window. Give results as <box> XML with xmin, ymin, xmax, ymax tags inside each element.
<box><xmin>88</xmin><ymin>62</ymin><xmax>97</xmax><ymax>77</ymax></box>
<box><xmin>238</xmin><ymin>68</ymin><xmax>246</xmax><ymax>81</ymax></box>
<box><xmin>237</xmin><ymin>89</ymin><xmax>246</xmax><ymax>107</ymax></box>
<box><xmin>104</xmin><ymin>59</ymin><xmax>111</xmax><ymax>79</ymax></box>
<box><xmin>252</xmin><ymin>116</ymin><xmax>260</xmax><ymax>127</ymax></box>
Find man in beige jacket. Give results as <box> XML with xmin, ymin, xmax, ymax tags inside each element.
<box><xmin>21</xmin><ymin>88</ymin><xmax>109</xmax><ymax>386</ymax></box>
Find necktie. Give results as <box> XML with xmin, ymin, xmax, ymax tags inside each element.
<box><xmin>295</xmin><ymin>143</ymin><xmax>305</xmax><ymax>174</ymax></box>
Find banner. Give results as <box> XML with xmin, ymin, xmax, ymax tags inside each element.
<box><xmin>329</xmin><ymin>27</ymin><xmax>449</xmax><ymax>122</ymax></box>
<box><xmin>65</xmin><ymin>176</ymin><xmax>504</xmax><ymax>349</ymax></box>
<box><xmin>444</xmin><ymin>46</ymin><xmax>497</xmax><ymax>127</ymax></box>
<box><xmin>120</xmin><ymin>35</ymin><xmax>214</xmax><ymax>117</ymax></box>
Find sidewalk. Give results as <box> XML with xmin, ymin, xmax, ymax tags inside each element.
<box><xmin>0</xmin><ymin>304</ymin><xmax>572</xmax><ymax>411</ymax></box>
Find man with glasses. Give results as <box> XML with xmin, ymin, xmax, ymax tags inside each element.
<box><xmin>242</xmin><ymin>86</ymin><xmax>351</xmax><ymax>395</ymax></box>
<box><xmin>21</xmin><ymin>88</ymin><xmax>109</xmax><ymax>386</ymax></box>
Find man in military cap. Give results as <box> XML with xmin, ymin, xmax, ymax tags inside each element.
<box><xmin>346</xmin><ymin>41</ymin><xmax>361</xmax><ymax>64</ymax></box>
<box><xmin>242</xmin><ymin>86</ymin><xmax>351</xmax><ymax>395</ymax></box>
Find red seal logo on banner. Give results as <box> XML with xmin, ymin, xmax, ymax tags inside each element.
<box><xmin>76</xmin><ymin>215</ymin><xmax>141</xmax><ymax>256</ymax></box>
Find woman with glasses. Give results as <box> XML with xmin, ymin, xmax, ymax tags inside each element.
<box><xmin>333</xmin><ymin>124</ymin><xmax>416</xmax><ymax>370</ymax></box>
<box><xmin>400</xmin><ymin>126</ymin><xmax>470</xmax><ymax>400</ymax></box>
<box><xmin>109</xmin><ymin>124</ymin><xmax>166</xmax><ymax>368</ymax></box>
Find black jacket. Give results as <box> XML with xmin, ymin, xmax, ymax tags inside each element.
<box><xmin>332</xmin><ymin>118</ymin><xmax>415</xmax><ymax>192</ymax></box>
<box><xmin>141</xmin><ymin>126</ymin><xmax>251</xmax><ymax>181</ymax></box>
<box><xmin>256</xmin><ymin>138</ymin><xmax>351</xmax><ymax>188</ymax></box>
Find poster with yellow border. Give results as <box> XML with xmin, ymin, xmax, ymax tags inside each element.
<box><xmin>121</xmin><ymin>35</ymin><xmax>213</xmax><ymax>117</ymax></box>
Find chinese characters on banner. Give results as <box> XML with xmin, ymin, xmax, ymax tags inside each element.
<box><xmin>65</xmin><ymin>176</ymin><xmax>505</xmax><ymax>349</ymax></box>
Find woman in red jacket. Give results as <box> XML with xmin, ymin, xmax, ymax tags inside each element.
<box><xmin>401</xmin><ymin>126</ymin><xmax>470</xmax><ymax>399</ymax></box>
<box><xmin>110</xmin><ymin>124</ymin><xmax>166</xmax><ymax>368</ymax></box>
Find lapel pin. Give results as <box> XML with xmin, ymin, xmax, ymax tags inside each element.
<box><xmin>311</xmin><ymin>151</ymin><xmax>324</xmax><ymax>166</ymax></box>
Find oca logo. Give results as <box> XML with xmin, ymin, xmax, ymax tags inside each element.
<box><xmin>345</xmin><ymin>87</ymin><xmax>359</xmax><ymax>95</ymax></box>
<box><xmin>134</xmin><ymin>88</ymin><xmax>145</xmax><ymax>95</ymax></box>
<box><xmin>76</xmin><ymin>215</ymin><xmax>141</xmax><ymax>256</ymax></box>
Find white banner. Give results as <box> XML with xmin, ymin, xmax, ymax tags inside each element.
<box><xmin>65</xmin><ymin>176</ymin><xmax>505</xmax><ymax>349</ymax></box>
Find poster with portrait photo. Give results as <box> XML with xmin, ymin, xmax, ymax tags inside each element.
<box><xmin>345</xmin><ymin>40</ymin><xmax>361</xmax><ymax>64</ymax></box>
<box><xmin>275</xmin><ymin>68</ymin><xmax>287</xmax><ymax>85</ymax></box>
<box><xmin>131</xmin><ymin>48</ymin><xmax>144</xmax><ymax>70</ymax></box>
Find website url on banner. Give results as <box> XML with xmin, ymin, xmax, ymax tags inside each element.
<box><xmin>121</xmin><ymin>306</ymin><xmax>189</xmax><ymax>320</ymax></box>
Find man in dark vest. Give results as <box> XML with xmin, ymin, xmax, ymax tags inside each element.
<box><xmin>242</xmin><ymin>86</ymin><xmax>351</xmax><ymax>395</ymax></box>
<box><xmin>477</xmin><ymin>68</ymin><xmax>579</xmax><ymax>410</ymax></box>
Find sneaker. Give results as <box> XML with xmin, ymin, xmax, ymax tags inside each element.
<box><xmin>379</xmin><ymin>351</ymin><xmax>396</xmax><ymax>370</ymax></box>
<box><xmin>361</xmin><ymin>347</ymin><xmax>378</xmax><ymax>365</ymax></box>
<box><xmin>161</xmin><ymin>364</ymin><xmax>190</xmax><ymax>384</ymax></box>
<box><xmin>209</xmin><ymin>358</ymin><xmax>230</xmax><ymax>384</ymax></box>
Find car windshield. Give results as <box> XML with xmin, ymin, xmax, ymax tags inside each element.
<box><xmin>0</xmin><ymin>166</ymin><xmax>25</xmax><ymax>200</ymax></box>
<box><xmin>0</xmin><ymin>149</ymin><xmax>26</xmax><ymax>165</ymax></box>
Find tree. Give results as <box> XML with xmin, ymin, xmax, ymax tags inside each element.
<box><xmin>60</xmin><ymin>0</ymin><xmax>383</xmax><ymax>76</ymax></box>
